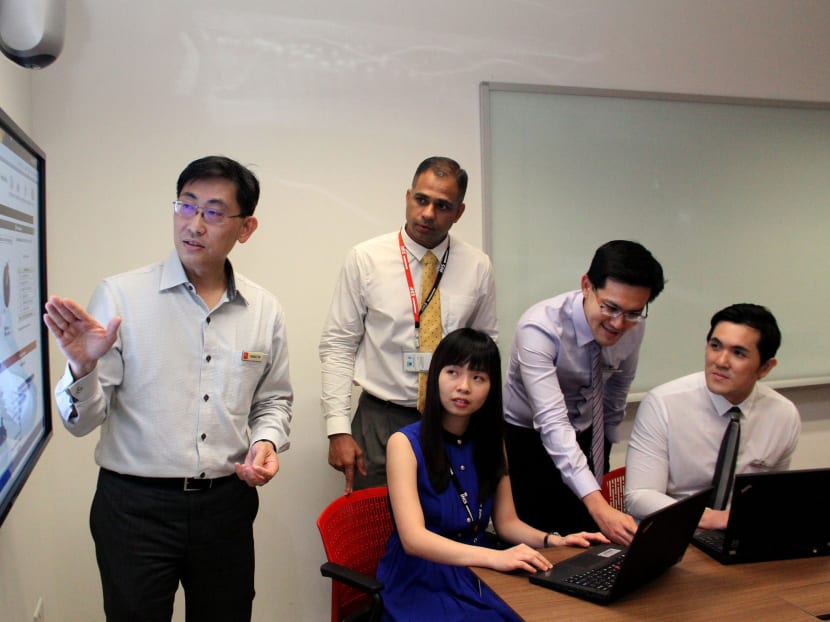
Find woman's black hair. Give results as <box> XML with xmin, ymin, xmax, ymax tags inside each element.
<box><xmin>419</xmin><ymin>328</ymin><xmax>507</xmax><ymax>502</ymax></box>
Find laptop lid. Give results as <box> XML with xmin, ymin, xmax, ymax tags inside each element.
<box><xmin>693</xmin><ymin>468</ymin><xmax>830</xmax><ymax>564</ymax></box>
<box><xmin>529</xmin><ymin>488</ymin><xmax>709</xmax><ymax>603</ymax></box>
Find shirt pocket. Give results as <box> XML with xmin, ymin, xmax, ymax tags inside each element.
<box><xmin>225</xmin><ymin>352</ymin><xmax>268</xmax><ymax>415</ymax></box>
<box><xmin>441</xmin><ymin>293</ymin><xmax>479</xmax><ymax>330</ymax></box>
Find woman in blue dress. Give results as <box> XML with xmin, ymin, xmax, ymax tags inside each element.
<box><xmin>377</xmin><ymin>328</ymin><xmax>608</xmax><ymax>621</ymax></box>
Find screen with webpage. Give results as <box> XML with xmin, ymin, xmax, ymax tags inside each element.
<box><xmin>0</xmin><ymin>105</ymin><xmax>51</xmax><ymax>527</ymax></box>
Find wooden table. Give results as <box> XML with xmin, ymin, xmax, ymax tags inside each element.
<box><xmin>472</xmin><ymin>546</ymin><xmax>830</xmax><ymax>621</ymax></box>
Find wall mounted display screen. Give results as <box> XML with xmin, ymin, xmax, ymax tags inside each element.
<box><xmin>0</xmin><ymin>104</ymin><xmax>51</xmax><ymax>527</ymax></box>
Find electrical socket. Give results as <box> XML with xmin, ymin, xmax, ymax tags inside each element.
<box><xmin>33</xmin><ymin>596</ymin><xmax>44</xmax><ymax>622</ymax></box>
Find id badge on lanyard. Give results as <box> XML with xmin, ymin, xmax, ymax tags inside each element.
<box><xmin>398</xmin><ymin>231</ymin><xmax>449</xmax><ymax>373</ymax></box>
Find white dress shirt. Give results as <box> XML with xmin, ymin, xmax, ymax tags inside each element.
<box><xmin>503</xmin><ymin>290</ymin><xmax>644</xmax><ymax>499</ymax></box>
<box><xmin>54</xmin><ymin>251</ymin><xmax>293</xmax><ymax>478</ymax></box>
<box><xmin>625</xmin><ymin>371</ymin><xmax>801</xmax><ymax>519</ymax></box>
<box><xmin>319</xmin><ymin>228</ymin><xmax>497</xmax><ymax>436</ymax></box>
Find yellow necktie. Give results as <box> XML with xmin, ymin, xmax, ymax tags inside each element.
<box><xmin>417</xmin><ymin>251</ymin><xmax>441</xmax><ymax>413</ymax></box>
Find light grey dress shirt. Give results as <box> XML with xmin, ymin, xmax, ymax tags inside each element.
<box><xmin>503</xmin><ymin>290</ymin><xmax>644</xmax><ymax>499</ymax></box>
<box><xmin>54</xmin><ymin>251</ymin><xmax>293</xmax><ymax>478</ymax></box>
<box><xmin>625</xmin><ymin>371</ymin><xmax>801</xmax><ymax>519</ymax></box>
<box><xmin>319</xmin><ymin>228</ymin><xmax>497</xmax><ymax>437</ymax></box>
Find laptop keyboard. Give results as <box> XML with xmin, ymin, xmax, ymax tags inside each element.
<box><xmin>563</xmin><ymin>555</ymin><xmax>626</xmax><ymax>591</ymax></box>
<box><xmin>695</xmin><ymin>530</ymin><xmax>725</xmax><ymax>550</ymax></box>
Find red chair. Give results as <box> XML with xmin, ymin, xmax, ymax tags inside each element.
<box><xmin>602</xmin><ymin>466</ymin><xmax>626</xmax><ymax>512</ymax></box>
<box><xmin>317</xmin><ymin>487</ymin><xmax>393</xmax><ymax>622</ymax></box>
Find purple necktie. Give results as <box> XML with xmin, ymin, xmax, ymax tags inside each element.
<box><xmin>589</xmin><ymin>343</ymin><xmax>605</xmax><ymax>484</ymax></box>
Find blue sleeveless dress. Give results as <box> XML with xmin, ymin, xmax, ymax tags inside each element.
<box><xmin>376</xmin><ymin>422</ymin><xmax>521</xmax><ymax>621</ymax></box>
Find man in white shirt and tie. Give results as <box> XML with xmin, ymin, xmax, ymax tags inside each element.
<box><xmin>625</xmin><ymin>303</ymin><xmax>801</xmax><ymax>529</ymax></box>
<box><xmin>320</xmin><ymin>157</ymin><xmax>497</xmax><ymax>493</ymax></box>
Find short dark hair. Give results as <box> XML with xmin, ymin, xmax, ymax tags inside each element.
<box><xmin>411</xmin><ymin>156</ymin><xmax>468</xmax><ymax>204</ymax></box>
<box><xmin>420</xmin><ymin>328</ymin><xmax>506</xmax><ymax>502</ymax></box>
<box><xmin>586</xmin><ymin>240</ymin><xmax>665</xmax><ymax>302</ymax></box>
<box><xmin>176</xmin><ymin>156</ymin><xmax>260</xmax><ymax>217</ymax></box>
<box><xmin>706</xmin><ymin>303</ymin><xmax>781</xmax><ymax>364</ymax></box>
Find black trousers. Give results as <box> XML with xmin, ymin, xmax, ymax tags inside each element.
<box><xmin>505</xmin><ymin>423</ymin><xmax>611</xmax><ymax>535</ymax></box>
<box><xmin>350</xmin><ymin>392</ymin><xmax>420</xmax><ymax>490</ymax></box>
<box><xmin>90</xmin><ymin>468</ymin><xmax>259</xmax><ymax>622</ymax></box>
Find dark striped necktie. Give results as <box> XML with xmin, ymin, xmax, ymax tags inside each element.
<box><xmin>710</xmin><ymin>406</ymin><xmax>742</xmax><ymax>510</ymax></box>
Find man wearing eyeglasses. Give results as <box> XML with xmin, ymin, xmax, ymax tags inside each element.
<box><xmin>43</xmin><ymin>156</ymin><xmax>293</xmax><ymax>621</ymax></box>
<box><xmin>503</xmin><ymin>240</ymin><xmax>664</xmax><ymax>545</ymax></box>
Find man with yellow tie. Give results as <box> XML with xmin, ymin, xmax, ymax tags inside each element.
<box><xmin>320</xmin><ymin>157</ymin><xmax>498</xmax><ymax>493</ymax></box>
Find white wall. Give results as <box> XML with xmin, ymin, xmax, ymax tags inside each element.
<box><xmin>0</xmin><ymin>1</ymin><xmax>827</xmax><ymax>620</ymax></box>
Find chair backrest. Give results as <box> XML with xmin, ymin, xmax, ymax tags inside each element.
<box><xmin>602</xmin><ymin>466</ymin><xmax>626</xmax><ymax>512</ymax></box>
<box><xmin>317</xmin><ymin>486</ymin><xmax>394</xmax><ymax>622</ymax></box>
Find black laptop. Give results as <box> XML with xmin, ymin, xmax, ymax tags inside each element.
<box><xmin>529</xmin><ymin>488</ymin><xmax>709</xmax><ymax>604</ymax></box>
<box><xmin>693</xmin><ymin>467</ymin><xmax>830</xmax><ymax>564</ymax></box>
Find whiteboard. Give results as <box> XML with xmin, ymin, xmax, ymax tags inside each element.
<box><xmin>481</xmin><ymin>83</ymin><xmax>830</xmax><ymax>395</ymax></box>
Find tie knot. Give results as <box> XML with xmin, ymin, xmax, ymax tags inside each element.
<box><xmin>423</xmin><ymin>251</ymin><xmax>437</xmax><ymax>267</ymax></box>
<box><xmin>726</xmin><ymin>406</ymin><xmax>742</xmax><ymax>421</ymax></box>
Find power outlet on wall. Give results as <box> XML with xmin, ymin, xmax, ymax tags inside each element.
<box><xmin>33</xmin><ymin>596</ymin><xmax>44</xmax><ymax>622</ymax></box>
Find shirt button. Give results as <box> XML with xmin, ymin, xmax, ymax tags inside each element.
<box><xmin>199</xmin><ymin>472</ymin><xmax>206</xmax><ymax>479</ymax></box>
<box><xmin>206</xmin><ymin>317</ymin><xmax>211</xmax><ymax>324</ymax></box>
<box><xmin>206</xmin><ymin>355</ymin><xmax>211</xmax><ymax>362</ymax></box>
<box><xmin>459</xmin><ymin>465</ymin><xmax>466</xmax><ymax>471</ymax></box>
<box><xmin>203</xmin><ymin>394</ymin><xmax>209</xmax><ymax>402</ymax></box>
<box><xmin>456</xmin><ymin>439</ymin><xmax>462</xmax><ymax>446</ymax></box>
<box><xmin>201</xmin><ymin>433</ymin><xmax>207</xmax><ymax>441</ymax></box>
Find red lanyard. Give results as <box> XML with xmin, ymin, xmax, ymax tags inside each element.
<box><xmin>398</xmin><ymin>230</ymin><xmax>450</xmax><ymax>330</ymax></box>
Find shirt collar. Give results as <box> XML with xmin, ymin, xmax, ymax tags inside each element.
<box><xmin>160</xmin><ymin>251</ymin><xmax>189</xmax><ymax>291</ymax></box>
<box><xmin>707</xmin><ymin>381</ymin><xmax>757</xmax><ymax>418</ymax></box>
<box><xmin>442</xmin><ymin>427</ymin><xmax>470</xmax><ymax>447</ymax></box>
<box><xmin>159</xmin><ymin>250</ymin><xmax>246</xmax><ymax>304</ymax></box>
<box><xmin>400</xmin><ymin>226</ymin><xmax>450</xmax><ymax>262</ymax></box>
<box><xmin>571</xmin><ymin>291</ymin><xmax>596</xmax><ymax>348</ymax></box>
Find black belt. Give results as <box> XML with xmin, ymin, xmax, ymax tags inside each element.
<box><xmin>101</xmin><ymin>468</ymin><xmax>236</xmax><ymax>492</ymax></box>
<box><xmin>362</xmin><ymin>392</ymin><xmax>417</xmax><ymax>411</ymax></box>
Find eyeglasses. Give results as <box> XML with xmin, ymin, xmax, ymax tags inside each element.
<box><xmin>172</xmin><ymin>200</ymin><xmax>245</xmax><ymax>226</ymax></box>
<box><xmin>593</xmin><ymin>289</ymin><xmax>649</xmax><ymax>323</ymax></box>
